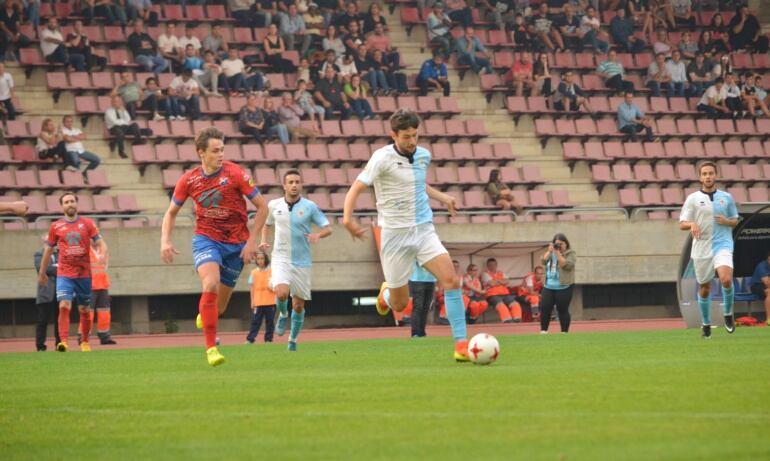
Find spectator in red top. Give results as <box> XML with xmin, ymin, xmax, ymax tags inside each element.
<box><xmin>481</xmin><ymin>257</ymin><xmax>522</xmax><ymax>323</ymax></box>
<box><xmin>463</xmin><ymin>263</ymin><xmax>489</xmax><ymax>323</ymax></box>
<box><xmin>506</xmin><ymin>51</ymin><xmax>535</xmax><ymax>96</ymax></box>
<box><xmin>516</xmin><ymin>266</ymin><xmax>544</xmax><ymax>322</ymax></box>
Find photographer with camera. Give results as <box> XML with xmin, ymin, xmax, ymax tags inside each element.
<box><xmin>540</xmin><ymin>233</ymin><xmax>576</xmax><ymax>334</ymax></box>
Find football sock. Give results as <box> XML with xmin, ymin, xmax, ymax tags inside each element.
<box><xmin>697</xmin><ymin>294</ymin><xmax>711</xmax><ymax>326</ymax></box>
<box><xmin>290</xmin><ymin>309</ymin><xmax>305</xmax><ymax>342</ymax></box>
<box><xmin>382</xmin><ymin>287</ymin><xmax>393</xmax><ymax>309</ymax></box>
<box><xmin>58</xmin><ymin>307</ymin><xmax>71</xmax><ymax>343</ymax></box>
<box><xmin>96</xmin><ymin>308</ymin><xmax>111</xmax><ymax>333</ymax></box>
<box><xmin>79</xmin><ymin>310</ymin><xmax>93</xmax><ymax>342</ymax></box>
<box><xmin>199</xmin><ymin>292</ymin><xmax>219</xmax><ymax>349</ymax></box>
<box><xmin>721</xmin><ymin>285</ymin><xmax>734</xmax><ymax>315</ymax></box>
<box><xmin>444</xmin><ymin>289</ymin><xmax>467</xmax><ymax>341</ymax></box>
<box><xmin>276</xmin><ymin>297</ymin><xmax>289</xmax><ymax>317</ymax></box>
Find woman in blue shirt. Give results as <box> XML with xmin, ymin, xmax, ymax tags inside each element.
<box><xmin>540</xmin><ymin>233</ymin><xmax>577</xmax><ymax>333</ymax></box>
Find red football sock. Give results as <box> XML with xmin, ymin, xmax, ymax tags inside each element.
<box><xmin>79</xmin><ymin>310</ymin><xmax>93</xmax><ymax>343</ymax></box>
<box><xmin>58</xmin><ymin>307</ymin><xmax>71</xmax><ymax>343</ymax></box>
<box><xmin>199</xmin><ymin>292</ymin><xmax>218</xmax><ymax>349</ymax></box>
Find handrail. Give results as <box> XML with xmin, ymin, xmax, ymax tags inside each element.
<box><xmin>34</xmin><ymin>214</ymin><xmax>152</xmax><ymax>224</ymax></box>
<box><xmin>630</xmin><ymin>207</ymin><xmax>681</xmax><ymax>218</ymax></box>
<box><xmin>525</xmin><ymin>207</ymin><xmax>629</xmax><ymax>219</ymax></box>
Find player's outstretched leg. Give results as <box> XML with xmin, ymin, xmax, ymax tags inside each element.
<box><xmin>375</xmin><ymin>282</ymin><xmax>391</xmax><ymax>316</ymax></box>
<box><xmin>444</xmin><ymin>288</ymin><xmax>470</xmax><ymax>362</ymax></box>
<box><xmin>288</xmin><ymin>306</ymin><xmax>305</xmax><ymax>352</ymax></box>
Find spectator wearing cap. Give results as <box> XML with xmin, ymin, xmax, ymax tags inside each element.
<box><xmin>60</xmin><ymin>115</ymin><xmax>101</xmax><ymax>177</ymax></box>
<box><xmin>597</xmin><ymin>49</ymin><xmax>634</xmax><ymax>93</ymax></box>
<box><xmin>128</xmin><ymin>19</ymin><xmax>169</xmax><ymax>74</ymax></box>
<box><xmin>609</xmin><ymin>6</ymin><xmax>645</xmax><ymax>54</ymax></box>
<box><xmin>617</xmin><ymin>91</ymin><xmax>656</xmax><ymax>142</ymax></box>
<box><xmin>454</xmin><ymin>26</ymin><xmax>493</xmax><ymax>75</ymax></box>
<box><xmin>303</xmin><ymin>3</ymin><xmax>325</xmax><ymax>49</ymax></box>
<box><xmin>41</xmin><ymin>17</ymin><xmax>86</xmax><ymax>71</ymax></box>
<box><xmin>426</xmin><ymin>2</ymin><xmax>452</xmax><ymax>59</ymax></box>
<box><xmin>417</xmin><ymin>52</ymin><xmax>450</xmax><ymax>97</ymax></box>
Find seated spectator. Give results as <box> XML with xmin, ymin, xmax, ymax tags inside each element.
<box><xmin>750</xmin><ymin>250</ymin><xmax>770</xmax><ymax>326</ymax></box>
<box><xmin>303</xmin><ymin>3</ymin><xmax>325</xmax><ymax>49</ymax></box>
<box><xmin>462</xmin><ymin>263</ymin><xmax>489</xmax><ymax>323</ymax></box>
<box><xmin>112</xmin><ymin>71</ymin><xmax>142</xmax><ymax>119</ymax></box>
<box><xmin>196</xmin><ymin>50</ymin><xmax>224</xmax><ymax>97</ymax></box>
<box><xmin>553</xmin><ymin>71</ymin><xmax>592</xmax><ymax>112</ymax></box>
<box><xmin>417</xmin><ymin>52</ymin><xmax>450</xmax><ymax>97</ymax></box>
<box><xmin>297</xmin><ymin>57</ymin><xmax>312</xmax><ymax>83</ymax></box>
<box><xmin>277</xmin><ymin>92</ymin><xmax>317</xmax><ymax>142</ymax></box>
<box><xmin>158</xmin><ymin>22</ymin><xmax>183</xmax><ymax>72</ymax></box>
<box><xmin>280</xmin><ymin>4</ymin><xmax>311</xmax><ymax>56</ymax></box>
<box><xmin>652</xmin><ymin>28</ymin><xmax>672</xmax><ymax>57</ymax></box>
<box><xmin>728</xmin><ymin>5</ymin><xmax>769</xmax><ymax>53</ymax></box>
<box><xmin>426</xmin><ymin>3</ymin><xmax>453</xmax><ymax>59</ymax></box>
<box><xmin>481</xmin><ymin>257</ymin><xmax>522</xmax><ymax>323</ymax></box>
<box><xmin>610</xmin><ymin>6</ymin><xmax>651</xmax><ymax>54</ymax></box>
<box><xmin>511</xmin><ymin>13</ymin><xmax>531</xmax><ymax>49</ymax></box>
<box><xmin>645</xmin><ymin>52</ymin><xmax>672</xmax><ymax>98</ymax></box>
<box><xmin>66</xmin><ymin>20</ymin><xmax>106</xmax><ymax>72</ymax></box>
<box><xmin>263</xmin><ymin>23</ymin><xmax>297</xmax><ymax>73</ymax></box>
<box><xmin>724</xmin><ymin>72</ymin><xmax>744</xmax><ymax>117</ymax></box>
<box><xmin>698</xmin><ymin>30</ymin><xmax>727</xmax><ymax>56</ymax></box>
<box><xmin>104</xmin><ymin>96</ymin><xmax>148</xmax><ymax>158</ymax></box>
<box><xmin>454</xmin><ymin>26</ymin><xmax>493</xmax><ymax>75</ymax></box>
<box><xmin>238</xmin><ymin>94</ymin><xmax>266</xmax><ymax>143</ymax></box>
<box><xmin>36</xmin><ymin>118</ymin><xmax>76</xmax><ymax>170</ymax></box>
<box><xmin>577</xmin><ymin>6</ymin><xmax>608</xmax><ymax>54</ymax></box>
<box><xmin>597</xmin><ymin>50</ymin><xmax>634</xmax><ymax>93</ymax></box>
<box><xmin>505</xmin><ymin>51</ymin><xmax>534</xmax><ymax>96</ymax></box>
<box><xmin>221</xmin><ymin>48</ymin><xmax>250</xmax><ymax>95</ymax></box>
<box><xmin>444</xmin><ymin>0</ymin><xmax>472</xmax><ymax>28</ymax></box>
<box><xmin>179</xmin><ymin>23</ymin><xmax>202</xmax><ymax>56</ymax></box>
<box><xmin>663</xmin><ymin>0</ymin><xmax>695</xmax><ymax>30</ymax></box>
<box><xmin>314</xmin><ymin>0</ymin><xmax>337</xmax><ymax>29</ymax></box>
<box><xmin>314</xmin><ymin>66</ymin><xmax>351</xmax><ymax>119</ymax></box>
<box><xmin>363</xmin><ymin>2</ymin><xmax>387</xmax><ymax>34</ymax></box>
<box><xmin>713</xmin><ymin>53</ymin><xmax>733</xmax><ymax>81</ymax></box>
<box><xmin>169</xmin><ymin>70</ymin><xmax>201</xmax><ymax>121</ymax></box>
<box><xmin>477</xmin><ymin>0</ymin><xmax>513</xmax><ymax>33</ymax></box>
<box><xmin>295</xmin><ymin>79</ymin><xmax>324</xmax><ymax>126</ymax></box>
<box><xmin>354</xmin><ymin>45</ymin><xmax>388</xmax><ymax>95</ymax></box>
<box><xmin>333</xmin><ymin>1</ymin><xmax>363</xmax><ymax>34</ymax></box>
<box><xmin>617</xmin><ymin>91</ymin><xmax>656</xmax><ymax>142</ymax></box>
<box><xmin>366</xmin><ymin>23</ymin><xmax>399</xmax><ymax>68</ymax></box>
<box><xmin>60</xmin><ymin>115</ymin><xmax>100</xmax><ymax>177</ymax></box>
<box><xmin>687</xmin><ymin>53</ymin><xmax>712</xmax><ymax>97</ymax></box>
<box><xmin>626</xmin><ymin>0</ymin><xmax>653</xmax><ymax>38</ymax></box>
<box><xmin>80</xmin><ymin>0</ymin><xmax>126</xmax><ymax>27</ymax></box>
<box><xmin>41</xmin><ymin>17</ymin><xmax>85</xmax><ymax>71</ymax></box>
<box><xmin>371</xmin><ymin>49</ymin><xmax>407</xmax><ymax>94</ymax></box>
<box><xmin>706</xmin><ymin>14</ymin><xmax>730</xmax><ymax>54</ymax></box>
<box><xmin>343</xmin><ymin>74</ymin><xmax>374</xmax><ymax>120</ymax></box>
<box><xmin>322</xmin><ymin>25</ymin><xmax>347</xmax><ymax>58</ymax></box>
<box><xmin>126</xmin><ymin>0</ymin><xmax>159</xmax><ymax>26</ymax></box>
<box><xmin>229</xmin><ymin>0</ymin><xmax>257</xmax><ymax>28</ymax></box>
<box><xmin>528</xmin><ymin>3</ymin><xmax>564</xmax><ymax>52</ymax></box>
<box><xmin>343</xmin><ymin>19</ymin><xmax>365</xmax><ymax>56</ymax></box>
<box><xmin>740</xmin><ymin>72</ymin><xmax>770</xmax><ymax>118</ymax></box>
<box><xmin>319</xmin><ymin>49</ymin><xmax>341</xmax><ymax>75</ymax></box>
<box><xmin>665</xmin><ymin>50</ymin><xmax>687</xmax><ymax>98</ymax></box>
<box><xmin>752</xmin><ymin>75</ymin><xmax>770</xmax><ymax>111</ymax></box>
<box><xmin>262</xmin><ymin>98</ymin><xmax>289</xmax><ymax>144</ymax></box>
<box><xmin>142</xmin><ymin>77</ymin><xmax>174</xmax><ymax>120</ymax></box>
<box><xmin>487</xmin><ymin>168</ymin><xmax>524</xmax><ymax>213</ymax></box>
<box><xmin>0</xmin><ymin>0</ymin><xmax>31</xmax><ymax>61</ymax></box>
<box><xmin>128</xmin><ymin>19</ymin><xmax>168</xmax><ymax>74</ymax></box>
<box><xmin>678</xmin><ymin>31</ymin><xmax>698</xmax><ymax>60</ymax></box>
<box><xmin>556</xmin><ymin>4</ymin><xmax>582</xmax><ymax>50</ymax></box>
<box><xmin>203</xmin><ymin>23</ymin><xmax>230</xmax><ymax>60</ymax></box>
<box><xmin>516</xmin><ymin>266</ymin><xmax>544</xmax><ymax>322</ymax></box>
<box><xmin>338</xmin><ymin>53</ymin><xmax>358</xmax><ymax>83</ymax></box>
<box><xmin>696</xmin><ymin>77</ymin><xmax>730</xmax><ymax>118</ymax></box>
<box><xmin>0</xmin><ymin>63</ymin><xmax>15</xmax><ymax>120</ymax></box>
<box><xmin>532</xmin><ymin>51</ymin><xmax>552</xmax><ymax>97</ymax></box>
<box><xmin>182</xmin><ymin>44</ymin><xmax>204</xmax><ymax>74</ymax></box>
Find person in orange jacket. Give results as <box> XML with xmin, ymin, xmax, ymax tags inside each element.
<box><xmin>89</xmin><ymin>246</ymin><xmax>116</xmax><ymax>345</ymax></box>
<box><xmin>462</xmin><ymin>263</ymin><xmax>488</xmax><ymax>323</ymax></box>
<box><xmin>246</xmin><ymin>249</ymin><xmax>276</xmax><ymax>343</ymax></box>
<box><xmin>480</xmin><ymin>257</ymin><xmax>522</xmax><ymax>323</ymax></box>
<box><xmin>516</xmin><ymin>266</ymin><xmax>544</xmax><ymax>322</ymax></box>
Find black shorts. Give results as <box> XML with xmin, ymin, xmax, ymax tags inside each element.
<box><xmin>92</xmin><ymin>289</ymin><xmax>110</xmax><ymax>309</ymax></box>
<box><xmin>554</xmin><ymin>100</ymin><xmax>579</xmax><ymax>111</ymax></box>
<box><xmin>751</xmin><ymin>284</ymin><xmax>767</xmax><ymax>299</ymax></box>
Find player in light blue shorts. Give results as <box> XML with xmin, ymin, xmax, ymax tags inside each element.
<box><xmin>679</xmin><ymin>161</ymin><xmax>739</xmax><ymax>338</ymax></box>
<box><xmin>261</xmin><ymin>170</ymin><xmax>332</xmax><ymax>351</ymax></box>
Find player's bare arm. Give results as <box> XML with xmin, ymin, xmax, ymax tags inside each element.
<box><xmin>94</xmin><ymin>237</ymin><xmax>108</xmax><ymax>264</ymax></box>
<box><xmin>38</xmin><ymin>244</ymin><xmax>54</xmax><ymax>287</ymax></box>
<box><xmin>242</xmin><ymin>194</ymin><xmax>268</xmax><ymax>263</ymax></box>
<box><xmin>260</xmin><ymin>222</ymin><xmax>272</xmax><ymax>250</ymax></box>
<box><xmin>306</xmin><ymin>225</ymin><xmax>332</xmax><ymax>244</ymax></box>
<box><xmin>0</xmin><ymin>200</ymin><xmax>28</xmax><ymax>216</ymax></box>
<box><xmin>342</xmin><ymin>180</ymin><xmax>369</xmax><ymax>240</ymax></box>
<box><xmin>679</xmin><ymin>220</ymin><xmax>700</xmax><ymax>239</ymax></box>
<box><xmin>160</xmin><ymin>201</ymin><xmax>182</xmax><ymax>264</ymax></box>
<box><xmin>426</xmin><ymin>184</ymin><xmax>457</xmax><ymax>216</ymax></box>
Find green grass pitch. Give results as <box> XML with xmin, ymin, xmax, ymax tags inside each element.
<box><xmin>1</xmin><ymin>329</ymin><xmax>769</xmax><ymax>460</ymax></box>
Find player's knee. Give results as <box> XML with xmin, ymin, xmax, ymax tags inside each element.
<box><xmin>275</xmin><ymin>287</ymin><xmax>289</xmax><ymax>301</ymax></box>
<box><xmin>201</xmin><ymin>279</ymin><xmax>219</xmax><ymax>293</ymax></box>
<box><xmin>439</xmin><ymin>274</ymin><xmax>461</xmax><ymax>290</ymax></box>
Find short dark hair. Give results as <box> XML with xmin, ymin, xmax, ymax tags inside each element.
<box><xmin>486</xmin><ymin>257</ymin><xmax>497</xmax><ymax>264</ymax></box>
<box><xmin>195</xmin><ymin>127</ymin><xmax>224</xmax><ymax>152</ymax></box>
<box><xmin>624</xmin><ymin>91</ymin><xmax>634</xmax><ymax>97</ymax></box>
<box><xmin>715</xmin><ymin>77</ymin><xmax>724</xmax><ymax>84</ymax></box>
<box><xmin>283</xmin><ymin>169</ymin><xmax>301</xmax><ymax>182</ymax></box>
<box><xmin>145</xmin><ymin>77</ymin><xmax>157</xmax><ymax>86</ymax></box>
<box><xmin>257</xmin><ymin>249</ymin><xmax>270</xmax><ymax>266</ymax></box>
<box><xmin>186</xmin><ymin>22</ymin><xmax>196</xmax><ymax>29</ymax></box>
<box><xmin>389</xmin><ymin>109</ymin><xmax>421</xmax><ymax>133</ymax></box>
<box><xmin>698</xmin><ymin>161</ymin><xmax>718</xmax><ymax>175</ymax></box>
<box><xmin>59</xmin><ymin>192</ymin><xmax>78</xmax><ymax>205</ymax></box>
<box><xmin>182</xmin><ymin>69</ymin><xmax>193</xmax><ymax>77</ymax></box>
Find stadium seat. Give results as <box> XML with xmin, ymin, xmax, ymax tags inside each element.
<box><xmin>748</xmin><ymin>187</ymin><xmax>769</xmax><ymax>202</ymax></box>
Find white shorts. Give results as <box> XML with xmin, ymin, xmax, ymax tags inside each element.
<box><xmin>380</xmin><ymin>223</ymin><xmax>447</xmax><ymax>288</ymax></box>
<box><xmin>693</xmin><ymin>250</ymin><xmax>733</xmax><ymax>285</ymax></box>
<box><xmin>269</xmin><ymin>260</ymin><xmax>312</xmax><ymax>300</ymax></box>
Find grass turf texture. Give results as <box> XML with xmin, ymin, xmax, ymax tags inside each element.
<box><xmin>1</xmin><ymin>329</ymin><xmax>769</xmax><ymax>461</ymax></box>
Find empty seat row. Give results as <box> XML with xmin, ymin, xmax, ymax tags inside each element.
<box><xmin>591</xmin><ymin>163</ymin><xmax>770</xmax><ymax>186</ymax></box>
<box><xmin>507</xmin><ymin>95</ymin><xmax>752</xmax><ymax>117</ymax></box>
<box><xmin>0</xmin><ymin>193</ymin><xmax>139</xmax><ymax>216</ymax></box>
<box><xmin>0</xmin><ymin>168</ymin><xmax>110</xmax><ymax>190</ymax></box>
<box><xmin>33</xmin><ymin>3</ymin><xmax>232</xmax><ymax>24</ymax></box>
<box><xmin>535</xmin><ymin>118</ymin><xmax>770</xmax><ymax>140</ymax></box>
<box><xmin>563</xmin><ymin>140</ymin><xmax>770</xmax><ymax>163</ymax></box>
<box><xmin>617</xmin><ymin>186</ymin><xmax>769</xmax><ymax>207</ymax></box>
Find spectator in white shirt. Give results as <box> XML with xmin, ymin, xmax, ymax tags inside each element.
<box><xmin>696</xmin><ymin>77</ymin><xmax>730</xmax><ymax>118</ymax></box>
<box><xmin>179</xmin><ymin>23</ymin><xmax>201</xmax><ymax>56</ymax></box>
<box><xmin>169</xmin><ymin>69</ymin><xmax>201</xmax><ymax>120</ymax></box>
<box><xmin>157</xmin><ymin>22</ymin><xmax>183</xmax><ymax>71</ymax></box>
<box><xmin>104</xmin><ymin>95</ymin><xmax>145</xmax><ymax>158</ymax></box>
<box><xmin>36</xmin><ymin>118</ymin><xmax>76</xmax><ymax>170</ymax></box>
<box><xmin>0</xmin><ymin>63</ymin><xmax>16</xmax><ymax>120</ymax></box>
<box><xmin>724</xmin><ymin>72</ymin><xmax>744</xmax><ymax>117</ymax></box>
<box><xmin>645</xmin><ymin>52</ymin><xmax>672</xmax><ymax>98</ymax></box>
<box><xmin>40</xmin><ymin>17</ymin><xmax>86</xmax><ymax>70</ymax></box>
<box><xmin>665</xmin><ymin>50</ymin><xmax>687</xmax><ymax>98</ymax></box>
<box><xmin>221</xmin><ymin>48</ymin><xmax>250</xmax><ymax>95</ymax></box>
<box><xmin>60</xmin><ymin>115</ymin><xmax>101</xmax><ymax>176</ymax></box>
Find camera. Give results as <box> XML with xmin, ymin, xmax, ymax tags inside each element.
<box><xmin>552</xmin><ymin>241</ymin><xmax>562</xmax><ymax>251</ymax></box>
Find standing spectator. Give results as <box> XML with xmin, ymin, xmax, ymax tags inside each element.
<box><xmin>280</xmin><ymin>4</ymin><xmax>311</xmax><ymax>56</ymax></box>
<box><xmin>597</xmin><ymin>50</ymin><xmax>634</xmax><ymax>93</ymax></box>
<box><xmin>354</xmin><ymin>44</ymin><xmax>388</xmax><ymax>95</ymax></box>
<box><xmin>516</xmin><ymin>266</ymin><xmax>544</xmax><ymax>322</ymax></box>
<box><xmin>486</xmin><ymin>168</ymin><xmax>524</xmax><ymax>213</ymax></box>
<box><xmin>728</xmin><ymin>5</ymin><xmax>769</xmax><ymax>53</ymax></box>
<box><xmin>203</xmin><ymin>23</ymin><xmax>230</xmax><ymax>59</ymax></box>
<box><xmin>89</xmin><ymin>245</ymin><xmax>116</xmax><ymax>345</ymax></box>
<box><xmin>724</xmin><ymin>72</ymin><xmax>744</xmax><ymax>117</ymax></box>
<box><xmin>128</xmin><ymin>19</ymin><xmax>168</xmax><ymax>74</ymax></box>
<box><xmin>65</xmin><ymin>19</ymin><xmax>106</xmax><ymax>71</ymax></box>
<box><xmin>157</xmin><ymin>22</ymin><xmax>183</xmax><ymax>72</ymax></box>
<box><xmin>618</xmin><ymin>91</ymin><xmax>656</xmax><ymax>142</ymax></box>
<box><xmin>262</xmin><ymin>98</ymin><xmax>289</xmax><ymax>144</ymax></box>
<box><xmin>409</xmin><ymin>262</ymin><xmax>437</xmax><ymax>337</ymax></box>
<box><xmin>426</xmin><ymin>3</ymin><xmax>452</xmax><ymax>59</ymax></box>
<box><xmin>750</xmin><ymin>250</ymin><xmax>770</xmax><ymax>326</ymax></box>
<box><xmin>665</xmin><ymin>50</ymin><xmax>687</xmax><ymax>98</ymax></box>
<box><xmin>646</xmin><ymin>52</ymin><xmax>672</xmax><ymax>97</ymax></box>
<box><xmin>577</xmin><ymin>6</ymin><xmax>608</xmax><ymax>54</ymax></box>
<box><xmin>481</xmin><ymin>258</ymin><xmax>522</xmax><ymax>323</ymax></box>
<box><xmin>528</xmin><ymin>3</ymin><xmax>564</xmax><ymax>52</ymax></box>
<box><xmin>506</xmin><ymin>51</ymin><xmax>534</xmax><ymax>96</ymax></box>
<box><xmin>295</xmin><ymin>79</ymin><xmax>324</xmax><ymax>127</ymax></box>
<box><xmin>626</xmin><ymin>0</ymin><xmax>653</xmax><ymax>38</ymax></box>
<box><xmin>553</xmin><ymin>71</ymin><xmax>593</xmax><ymax>112</ymax></box>
<box><xmin>707</xmin><ymin>13</ymin><xmax>730</xmax><ymax>53</ymax></box>
<box><xmin>41</xmin><ymin>17</ymin><xmax>85</xmax><ymax>70</ymax></box>
<box><xmin>417</xmin><ymin>52</ymin><xmax>450</xmax><ymax>97</ymax></box>
<box><xmin>540</xmin><ymin>233</ymin><xmax>576</xmax><ymax>334</ymax></box>
<box><xmin>104</xmin><ymin>96</ymin><xmax>146</xmax><ymax>158</ymax></box>
<box><xmin>314</xmin><ymin>66</ymin><xmax>351</xmax><ymax>119</ymax></box>
<box><xmin>169</xmin><ymin>70</ymin><xmax>201</xmax><ymax>121</ymax></box>
<box><xmin>277</xmin><ymin>92</ymin><xmax>317</xmax><ymax>141</ymax></box>
<box><xmin>142</xmin><ymin>76</ymin><xmax>173</xmax><ymax>120</ymax></box>
<box><xmin>462</xmin><ymin>263</ymin><xmax>488</xmax><ymax>324</ymax></box>
<box><xmin>363</xmin><ymin>2</ymin><xmax>387</xmax><ymax>34</ymax></box>
<box><xmin>0</xmin><ymin>62</ymin><xmax>15</xmax><ymax>120</ymax></box>
<box><xmin>696</xmin><ymin>77</ymin><xmax>730</xmax><ymax>118</ymax></box>
<box><xmin>454</xmin><ymin>26</ymin><xmax>493</xmax><ymax>75</ymax></box>
<box><xmin>246</xmin><ymin>250</ymin><xmax>276</xmax><ymax>344</ymax></box>
<box><xmin>238</xmin><ymin>94</ymin><xmax>266</xmax><ymax>142</ymax></box>
<box><xmin>652</xmin><ymin>28</ymin><xmax>672</xmax><ymax>57</ymax></box>
<box><xmin>444</xmin><ymin>0</ymin><xmax>472</xmax><ymax>28</ymax></box>
<box><xmin>34</xmin><ymin>243</ymin><xmax>60</xmax><ymax>351</ymax></box>
<box><xmin>37</xmin><ymin>118</ymin><xmax>76</xmax><ymax>169</ymax></box>
<box><xmin>0</xmin><ymin>0</ymin><xmax>30</xmax><ymax>61</ymax></box>
<box><xmin>61</xmin><ymin>115</ymin><xmax>101</xmax><ymax>177</ymax></box>
<box><xmin>687</xmin><ymin>52</ymin><xmax>712</xmax><ymax>97</ymax></box>
<box><xmin>263</xmin><ymin>23</ymin><xmax>297</xmax><ymax>73</ymax></box>
<box><xmin>322</xmin><ymin>25</ymin><xmax>346</xmax><ymax>57</ymax></box>
<box><xmin>678</xmin><ymin>31</ymin><xmax>699</xmax><ymax>60</ymax></box>
<box><xmin>126</xmin><ymin>0</ymin><xmax>159</xmax><ymax>26</ymax></box>
<box><xmin>372</xmin><ymin>49</ymin><xmax>407</xmax><ymax>94</ymax></box>
<box><xmin>611</xmin><ymin>6</ymin><xmax>646</xmax><ymax>54</ymax></box>
<box><xmin>343</xmin><ymin>74</ymin><xmax>374</xmax><ymax>120</ymax></box>
<box><xmin>179</xmin><ymin>23</ymin><xmax>202</xmax><ymax>56</ymax></box>
<box><xmin>532</xmin><ymin>51</ymin><xmax>552</xmax><ymax>97</ymax></box>
<box><xmin>112</xmin><ymin>71</ymin><xmax>142</xmax><ymax>119</ymax></box>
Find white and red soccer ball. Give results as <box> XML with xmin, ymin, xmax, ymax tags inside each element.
<box><xmin>468</xmin><ymin>333</ymin><xmax>500</xmax><ymax>365</ymax></box>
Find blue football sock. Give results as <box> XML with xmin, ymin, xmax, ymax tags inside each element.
<box><xmin>276</xmin><ymin>297</ymin><xmax>289</xmax><ymax>317</ymax></box>
<box><xmin>444</xmin><ymin>288</ymin><xmax>467</xmax><ymax>341</ymax></box>
<box><xmin>697</xmin><ymin>295</ymin><xmax>711</xmax><ymax>326</ymax></box>
<box><xmin>290</xmin><ymin>309</ymin><xmax>305</xmax><ymax>342</ymax></box>
<box><xmin>721</xmin><ymin>285</ymin><xmax>734</xmax><ymax>315</ymax></box>
<box><xmin>382</xmin><ymin>287</ymin><xmax>393</xmax><ymax>309</ymax></box>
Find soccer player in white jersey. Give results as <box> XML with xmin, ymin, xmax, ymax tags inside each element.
<box><xmin>679</xmin><ymin>161</ymin><xmax>739</xmax><ymax>338</ymax></box>
<box><xmin>261</xmin><ymin>170</ymin><xmax>332</xmax><ymax>351</ymax></box>
<box><xmin>342</xmin><ymin>109</ymin><xmax>470</xmax><ymax>362</ymax></box>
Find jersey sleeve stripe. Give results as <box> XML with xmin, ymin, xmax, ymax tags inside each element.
<box><xmin>171</xmin><ymin>197</ymin><xmax>185</xmax><ymax>206</ymax></box>
<box><xmin>247</xmin><ymin>188</ymin><xmax>259</xmax><ymax>199</ymax></box>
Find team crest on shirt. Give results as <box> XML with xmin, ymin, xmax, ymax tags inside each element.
<box><xmin>219</xmin><ymin>177</ymin><xmax>229</xmax><ymax>186</ymax></box>
<box><xmin>78</xmin><ymin>223</ymin><xmax>85</xmax><ymax>230</ymax></box>
<box><xmin>298</xmin><ymin>209</ymin><xmax>304</xmax><ymax>217</ymax></box>
<box><xmin>417</xmin><ymin>159</ymin><xmax>427</xmax><ymax>169</ymax></box>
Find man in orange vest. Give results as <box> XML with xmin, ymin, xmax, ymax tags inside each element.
<box><xmin>516</xmin><ymin>266</ymin><xmax>544</xmax><ymax>322</ymax></box>
<box><xmin>89</xmin><ymin>246</ymin><xmax>116</xmax><ymax>345</ymax></box>
<box><xmin>480</xmin><ymin>257</ymin><xmax>522</xmax><ymax>323</ymax></box>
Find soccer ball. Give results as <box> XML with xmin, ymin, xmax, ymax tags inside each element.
<box><xmin>468</xmin><ymin>333</ymin><xmax>500</xmax><ymax>365</ymax></box>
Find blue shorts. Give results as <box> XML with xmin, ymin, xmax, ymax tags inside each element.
<box><xmin>56</xmin><ymin>277</ymin><xmax>93</xmax><ymax>306</ymax></box>
<box><xmin>192</xmin><ymin>235</ymin><xmax>246</xmax><ymax>288</ymax></box>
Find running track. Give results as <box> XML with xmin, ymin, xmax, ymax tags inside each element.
<box><xmin>0</xmin><ymin>318</ymin><xmax>684</xmax><ymax>353</ymax></box>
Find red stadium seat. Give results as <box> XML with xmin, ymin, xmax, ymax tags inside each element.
<box><xmin>748</xmin><ymin>187</ymin><xmax>769</xmax><ymax>202</ymax></box>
